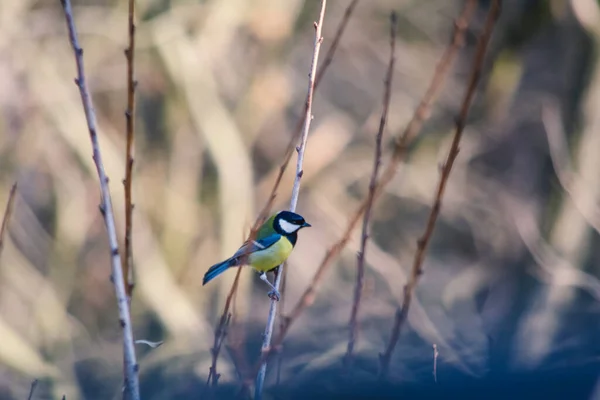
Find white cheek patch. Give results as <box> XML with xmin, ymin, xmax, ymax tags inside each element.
<box><xmin>279</xmin><ymin>219</ymin><xmax>301</xmax><ymax>234</ymax></box>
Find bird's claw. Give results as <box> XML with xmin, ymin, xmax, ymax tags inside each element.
<box><xmin>268</xmin><ymin>290</ymin><xmax>280</xmax><ymax>301</ymax></box>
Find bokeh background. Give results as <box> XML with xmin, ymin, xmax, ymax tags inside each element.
<box><xmin>1</xmin><ymin>0</ymin><xmax>600</xmax><ymax>398</ymax></box>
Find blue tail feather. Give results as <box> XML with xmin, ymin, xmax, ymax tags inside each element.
<box><xmin>203</xmin><ymin>259</ymin><xmax>233</xmax><ymax>285</ymax></box>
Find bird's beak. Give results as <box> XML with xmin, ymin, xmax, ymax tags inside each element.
<box><xmin>302</xmin><ymin>222</ymin><xmax>311</xmax><ymax>228</ymax></box>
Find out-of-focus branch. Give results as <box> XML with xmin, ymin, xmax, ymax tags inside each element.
<box><xmin>123</xmin><ymin>0</ymin><xmax>137</xmax><ymax>299</ymax></box>
<box><xmin>0</xmin><ymin>183</ymin><xmax>17</xmax><ymax>256</ymax></box>
<box><xmin>59</xmin><ymin>1</ymin><xmax>140</xmax><ymax>398</ymax></box>
<box><xmin>314</xmin><ymin>0</ymin><xmax>359</xmax><ymax>87</ymax></box>
<box><xmin>206</xmin><ymin>312</ymin><xmax>232</xmax><ymax>386</ymax></box>
<box><xmin>27</xmin><ymin>379</ymin><xmax>38</xmax><ymax>400</ymax></box>
<box><xmin>570</xmin><ymin>0</ymin><xmax>600</xmax><ymax>37</ymax></box>
<box><xmin>344</xmin><ymin>11</ymin><xmax>397</xmax><ymax>367</ymax></box>
<box><xmin>208</xmin><ymin>0</ymin><xmax>358</xmax><ymax>387</ymax></box>
<box><xmin>433</xmin><ymin>344</ymin><xmax>439</xmax><ymax>383</ymax></box>
<box><xmin>249</xmin><ymin>0</ymin><xmax>479</xmax><ymax>373</ymax></box>
<box><xmin>255</xmin><ymin>2</ymin><xmax>327</xmax><ymax>398</ymax></box>
<box><xmin>379</xmin><ymin>0</ymin><xmax>502</xmax><ymax>377</ymax></box>
<box><xmin>511</xmin><ymin>197</ymin><xmax>600</xmax><ymax>301</ymax></box>
<box><xmin>542</xmin><ymin>100</ymin><xmax>600</xmax><ymax>235</ymax></box>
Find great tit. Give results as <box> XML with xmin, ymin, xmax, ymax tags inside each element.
<box><xmin>202</xmin><ymin>210</ymin><xmax>311</xmax><ymax>300</ymax></box>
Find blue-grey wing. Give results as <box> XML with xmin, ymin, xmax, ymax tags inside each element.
<box><xmin>230</xmin><ymin>234</ymin><xmax>281</xmax><ymax>261</ymax></box>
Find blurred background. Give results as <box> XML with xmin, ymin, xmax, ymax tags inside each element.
<box><xmin>1</xmin><ymin>0</ymin><xmax>600</xmax><ymax>398</ymax></box>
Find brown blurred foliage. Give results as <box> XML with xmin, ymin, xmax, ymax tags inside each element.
<box><xmin>1</xmin><ymin>0</ymin><xmax>600</xmax><ymax>399</ymax></box>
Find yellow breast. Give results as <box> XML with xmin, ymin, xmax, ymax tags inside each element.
<box><xmin>248</xmin><ymin>237</ymin><xmax>294</xmax><ymax>273</ymax></box>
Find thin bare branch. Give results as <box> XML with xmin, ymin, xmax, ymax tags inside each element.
<box><xmin>253</xmin><ymin>0</ymin><xmax>360</xmax><ymax>230</ymax></box>
<box><xmin>275</xmin><ymin>267</ymin><xmax>287</xmax><ymax>386</ymax></box>
<box><xmin>254</xmin><ymin>2</ymin><xmax>327</xmax><ymax>398</ymax></box>
<box><xmin>314</xmin><ymin>0</ymin><xmax>359</xmax><ymax>87</ymax></box>
<box><xmin>123</xmin><ymin>0</ymin><xmax>137</xmax><ymax>298</ymax></box>
<box><xmin>344</xmin><ymin>11</ymin><xmax>397</xmax><ymax>368</ymax></box>
<box><xmin>59</xmin><ymin>1</ymin><xmax>140</xmax><ymax>398</ymax></box>
<box><xmin>206</xmin><ymin>313</ymin><xmax>232</xmax><ymax>387</ymax></box>
<box><xmin>206</xmin><ymin>266</ymin><xmax>241</xmax><ymax>387</ymax></box>
<box><xmin>225</xmin><ymin>313</ymin><xmax>251</xmax><ymax>383</ymax></box>
<box><xmin>379</xmin><ymin>0</ymin><xmax>502</xmax><ymax>377</ymax></box>
<box><xmin>274</xmin><ymin>0</ymin><xmax>361</xmax><ymax>382</ymax></box>
<box><xmin>207</xmin><ymin>3</ymin><xmax>360</xmax><ymax>383</ymax></box>
<box><xmin>0</xmin><ymin>182</ymin><xmax>17</xmax><ymax>256</ymax></box>
<box><xmin>248</xmin><ymin>0</ymin><xmax>479</xmax><ymax>375</ymax></box>
<box><xmin>27</xmin><ymin>379</ymin><xmax>38</xmax><ymax>400</ymax></box>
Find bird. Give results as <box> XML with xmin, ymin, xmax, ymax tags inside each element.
<box><xmin>202</xmin><ymin>210</ymin><xmax>311</xmax><ymax>300</ymax></box>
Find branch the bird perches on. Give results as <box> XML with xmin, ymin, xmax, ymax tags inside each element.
<box><xmin>254</xmin><ymin>2</ymin><xmax>328</xmax><ymax>399</ymax></box>
<box><xmin>207</xmin><ymin>0</ymin><xmax>360</xmax><ymax>389</ymax></box>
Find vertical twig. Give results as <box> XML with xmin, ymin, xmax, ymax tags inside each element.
<box><xmin>433</xmin><ymin>344</ymin><xmax>439</xmax><ymax>383</ymax></box>
<box><xmin>249</xmin><ymin>0</ymin><xmax>479</xmax><ymax>373</ymax></box>
<box><xmin>378</xmin><ymin>0</ymin><xmax>502</xmax><ymax>377</ymax></box>
<box><xmin>344</xmin><ymin>11</ymin><xmax>397</xmax><ymax>367</ymax></box>
<box><xmin>59</xmin><ymin>1</ymin><xmax>140</xmax><ymax>398</ymax></box>
<box><xmin>314</xmin><ymin>0</ymin><xmax>359</xmax><ymax>87</ymax></box>
<box><xmin>27</xmin><ymin>379</ymin><xmax>38</xmax><ymax>400</ymax></box>
<box><xmin>253</xmin><ymin>0</ymin><xmax>360</xmax><ymax>230</ymax></box>
<box><xmin>208</xmin><ymin>0</ymin><xmax>359</xmax><ymax>386</ymax></box>
<box><xmin>275</xmin><ymin>0</ymin><xmax>360</xmax><ymax>382</ymax></box>
<box><xmin>123</xmin><ymin>0</ymin><xmax>137</xmax><ymax>299</ymax></box>
<box><xmin>0</xmin><ymin>182</ymin><xmax>17</xmax><ymax>256</ymax></box>
<box><xmin>254</xmin><ymin>2</ymin><xmax>327</xmax><ymax>398</ymax></box>
<box><xmin>274</xmin><ymin>267</ymin><xmax>286</xmax><ymax>386</ymax></box>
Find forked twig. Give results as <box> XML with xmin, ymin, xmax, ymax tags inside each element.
<box><xmin>0</xmin><ymin>183</ymin><xmax>17</xmax><ymax>255</ymax></box>
<box><xmin>206</xmin><ymin>313</ymin><xmax>232</xmax><ymax>387</ymax></box>
<box><xmin>123</xmin><ymin>0</ymin><xmax>137</xmax><ymax>298</ymax></box>
<box><xmin>59</xmin><ymin>1</ymin><xmax>140</xmax><ymax>398</ymax></box>
<box><xmin>206</xmin><ymin>267</ymin><xmax>241</xmax><ymax>387</ymax></box>
<box><xmin>254</xmin><ymin>2</ymin><xmax>327</xmax><ymax>398</ymax></box>
<box><xmin>344</xmin><ymin>11</ymin><xmax>397</xmax><ymax>367</ymax></box>
<box><xmin>378</xmin><ymin>0</ymin><xmax>502</xmax><ymax>377</ymax></box>
<box><xmin>248</xmin><ymin>0</ymin><xmax>479</xmax><ymax>374</ymax></box>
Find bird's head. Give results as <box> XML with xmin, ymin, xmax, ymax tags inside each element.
<box><xmin>273</xmin><ymin>211</ymin><xmax>311</xmax><ymax>235</ymax></box>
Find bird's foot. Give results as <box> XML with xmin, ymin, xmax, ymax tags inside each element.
<box><xmin>267</xmin><ymin>290</ymin><xmax>280</xmax><ymax>301</ymax></box>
